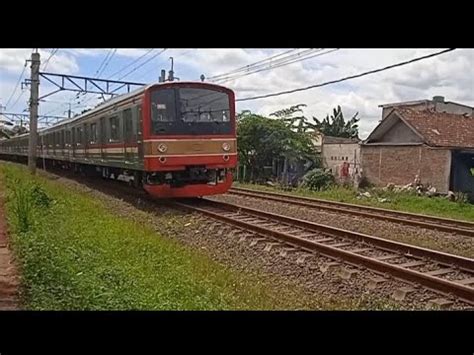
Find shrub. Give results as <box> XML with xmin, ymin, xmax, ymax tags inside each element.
<box><xmin>11</xmin><ymin>181</ymin><xmax>34</xmax><ymax>233</ymax></box>
<box><xmin>301</xmin><ymin>168</ymin><xmax>335</xmax><ymax>191</ymax></box>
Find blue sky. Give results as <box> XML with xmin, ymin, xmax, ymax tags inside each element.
<box><xmin>1</xmin><ymin>48</ymin><xmax>473</xmax><ymax>137</ymax></box>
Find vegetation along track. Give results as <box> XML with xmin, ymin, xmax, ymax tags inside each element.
<box><xmin>174</xmin><ymin>198</ymin><xmax>474</xmax><ymax>306</ymax></box>
<box><xmin>229</xmin><ymin>187</ymin><xmax>474</xmax><ymax>238</ymax></box>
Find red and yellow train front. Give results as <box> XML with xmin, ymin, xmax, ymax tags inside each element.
<box><xmin>142</xmin><ymin>82</ymin><xmax>237</xmax><ymax>198</ymax></box>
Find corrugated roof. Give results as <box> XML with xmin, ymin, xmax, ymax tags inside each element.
<box><xmin>395</xmin><ymin>108</ymin><xmax>474</xmax><ymax>148</ymax></box>
<box><xmin>323</xmin><ymin>136</ymin><xmax>360</xmax><ymax>144</ymax></box>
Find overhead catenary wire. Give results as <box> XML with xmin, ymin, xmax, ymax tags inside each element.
<box><xmin>94</xmin><ymin>49</ymin><xmax>115</xmax><ymax>77</ymax></box>
<box><xmin>206</xmin><ymin>48</ymin><xmax>300</xmax><ymax>81</ymax></box>
<box><xmin>236</xmin><ymin>48</ymin><xmax>456</xmax><ymax>102</ymax></box>
<box><xmin>5</xmin><ymin>61</ymin><xmax>28</xmax><ymax>109</ymax></box>
<box><xmin>96</xmin><ymin>48</ymin><xmax>117</xmax><ymax>77</ymax></box>
<box><xmin>210</xmin><ymin>49</ymin><xmax>318</xmax><ymax>83</ymax></box>
<box><xmin>106</xmin><ymin>48</ymin><xmax>155</xmax><ymax>79</ymax></box>
<box><xmin>42</xmin><ymin>48</ymin><xmax>59</xmax><ymax>71</ymax></box>
<box><xmin>117</xmin><ymin>48</ymin><xmax>168</xmax><ymax>81</ymax></box>
<box><xmin>211</xmin><ymin>48</ymin><xmax>322</xmax><ymax>82</ymax></box>
<box><xmin>215</xmin><ymin>48</ymin><xmax>340</xmax><ymax>84</ymax></box>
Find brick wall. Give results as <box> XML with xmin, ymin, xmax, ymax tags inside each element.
<box><xmin>361</xmin><ymin>145</ymin><xmax>451</xmax><ymax>192</ymax></box>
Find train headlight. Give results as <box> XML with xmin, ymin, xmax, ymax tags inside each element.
<box><xmin>222</xmin><ymin>142</ymin><xmax>231</xmax><ymax>152</ymax></box>
<box><xmin>157</xmin><ymin>143</ymin><xmax>168</xmax><ymax>153</ymax></box>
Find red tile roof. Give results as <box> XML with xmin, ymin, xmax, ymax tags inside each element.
<box><xmin>395</xmin><ymin>108</ymin><xmax>474</xmax><ymax>148</ymax></box>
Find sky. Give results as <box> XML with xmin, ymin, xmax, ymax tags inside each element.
<box><xmin>0</xmin><ymin>48</ymin><xmax>473</xmax><ymax>138</ymax></box>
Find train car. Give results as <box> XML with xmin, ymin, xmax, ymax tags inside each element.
<box><xmin>0</xmin><ymin>81</ymin><xmax>237</xmax><ymax>198</ymax></box>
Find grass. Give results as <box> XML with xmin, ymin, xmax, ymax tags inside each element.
<box><xmin>0</xmin><ymin>162</ymin><xmax>402</xmax><ymax>310</ymax></box>
<box><xmin>233</xmin><ymin>182</ymin><xmax>474</xmax><ymax>222</ymax></box>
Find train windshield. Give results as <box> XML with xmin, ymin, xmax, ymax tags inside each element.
<box><xmin>150</xmin><ymin>87</ymin><xmax>232</xmax><ymax>135</ymax></box>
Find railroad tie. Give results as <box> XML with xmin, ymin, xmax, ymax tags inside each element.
<box><xmin>426</xmin><ymin>298</ymin><xmax>454</xmax><ymax>310</ymax></box>
<box><xmin>366</xmin><ymin>277</ymin><xmax>387</xmax><ymax>290</ymax></box>
<box><xmin>391</xmin><ymin>287</ymin><xmax>416</xmax><ymax>302</ymax></box>
<box><xmin>320</xmin><ymin>262</ymin><xmax>340</xmax><ymax>274</ymax></box>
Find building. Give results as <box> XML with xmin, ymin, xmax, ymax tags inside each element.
<box><xmin>321</xmin><ymin>136</ymin><xmax>361</xmax><ymax>182</ymax></box>
<box><xmin>379</xmin><ymin>96</ymin><xmax>473</xmax><ymax>120</ymax></box>
<box><xmin>361</xmin><ymin>107</ymin><xmax>474</xmax><ymax>198</ymax></box>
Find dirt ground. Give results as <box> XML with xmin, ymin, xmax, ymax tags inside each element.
<box><xmin>0</xmin><ymin>185</ymin><xmax>19</xmax><ymax>310</ymax></box>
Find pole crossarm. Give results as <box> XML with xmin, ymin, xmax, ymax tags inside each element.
<box><xmin>38</xmin><ymin>72</ymin><xmax>146</xmax><ymax>100</ymax></box>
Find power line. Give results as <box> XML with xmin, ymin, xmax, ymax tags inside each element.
<box><xmin>118</xmin><ymin>48</ymin><xmax>168</xmax><ymax>81</ymax></box>
<box><xmin>212</xmin><ymin>48</ymin><xmax>321</xmax><ymax>83</ymax></box>
<box><xmin>42</xmin><ymin>48</ymin><xmax>59</xmax><ymax>71</ymax></box>
<box><xmin>106</xmin><ymin>48</ymin><xmax>155</xmax><ymax>78</ymax></box>
<box><xmin>96</xmin><ymin>48</ymin><xmax>117</xmax><ymax>77</ymax></box>
<box><xmin>209</xmin><ymin>49</ymin><xmax>323</xmax><ymax>84</ymax></box>
<box><xmin>236</xmin><ymin>48</ymin><xmax>456</xmax><ymax>102</ymax></box>
<box><xmin>216</xmin><ymin>49</ymin><xmax>339</xmax><ymax>84</ymax></box>
<box><xmin>207</xmin><ymin>48</ymin><xmax>299</xmax><ymax>81</ymax></box>
<box><xmin>5</xmin><ymin>61</ymin><xmax>27</xmax><ymax>108</ymax></box>
<box><xmin>94</xmin><ymin>49</ymin><xmax>114</xmax><ymax>77</ymax></box>
<box><xmin>9</xmin><ymin>90</ymin><xmax>26</xmax><ymax>110</ymax></box>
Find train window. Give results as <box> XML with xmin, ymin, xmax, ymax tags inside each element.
<box><xmin>61</xmin><ymin>130</ymin><xmax>65</xmax><ymax>147</ymax></box>
<box><xmin>90</xmin><ymin>123</ymin><xmax>97</xmax><ymax>144</ymax></box>
<box><xmin>179</xmin><ymin>88</ymin><xmax>230</xmax><ymax>123</ymax></box>
<box><xmin>150</xmin><ymin>89</ymin><xmax>176</xmax><ymax>123</ymax></box>
<box><xmin>123</xmin><ymin>109</ymin><xmax>133</xmax><ymax>143</ymax></box>
<box><xmin>110</xmin><ymin>116</ymin><xmax>120</xmax><ymax>142</ymax></box>
<box><xmin>150</xmin><ymin>87</ymin><xmax>232</xmax><ymax>135</ymax></box>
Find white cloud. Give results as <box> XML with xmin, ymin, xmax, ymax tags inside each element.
<box><xmin>1</xmin><ymin>48</ymin><xmax>473</xmax><ymax>138</ymax></box>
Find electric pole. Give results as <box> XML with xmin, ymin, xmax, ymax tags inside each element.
<box><xmin>28</xmin><ymin>51</ymin><xmax>40</xmax><ymax>174</ymax></box>
<box><xmin>64</xmin><ymin>103</ymin><xmax>72</xmax><ymax>118</ymax></box>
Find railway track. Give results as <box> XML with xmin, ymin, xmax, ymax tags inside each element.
<box><xmin>174</xmin><ymin>198</ymin><xmax>474</xmax><ymax>306</ymax></box>
<box><xmin>229</xmin><ymin>187</ymin><xmax>474</xmax><ymax>237</ymax></box>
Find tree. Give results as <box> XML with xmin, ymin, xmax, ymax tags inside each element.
<box><xmin>237</xmin><ymin>111</ymin><xmax>318</xmax><ymax>183</ymax></box>
<box><xmin>270</xmin><ymin>104</ymin><xmax>317</xmax><ymax>133</ymax></box>
<box><xmin>313</xmin><ymin>105</ymin><xmax>359</xmax><ymax>138</ymax></box>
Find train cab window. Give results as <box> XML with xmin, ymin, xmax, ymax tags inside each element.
<box><xmin>123</xmin><ymin>109</ymin><xmax>133</xmax><ymax>143</ymax></box>
<box><xmin>109</xmin><ymin>116</ymin><xmax>120</xmax><ymax>142</ymax></box>
<box><xmin>151</xmin><ymin>89</ymin><xmax>176</xmax><ymax>123</ymax></box>
<box><xmin>150</xmin><ymin>87</ymin><xmax>231</xmax><ymax>135</ymax></box>
<box><xmin>90</xmin><ymin>123</ymin><xmax>97</xmax><ymax>144</ymax></box>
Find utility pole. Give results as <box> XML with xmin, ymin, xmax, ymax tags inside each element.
<box><xmin>28</xmin><ymin>50</ymin><xmax>40</xmax><ymax>174</ymax></box>
<box><xmin>64</xmin><ymin>103</ymin><xmax>72</xmax><ymax>118</ymax></box>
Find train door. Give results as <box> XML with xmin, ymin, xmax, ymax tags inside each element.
<box><xmin>100</xmin><ymin>117</ymin><xmax>105</xmax><ymax>161</ymax></box>
<box><xmin>72</xmin><ymin>127</ymin><xmax>76</xmax><ymax>158</ymax></box>
<box><xmin>137</xmin><ymin>106</ymin><xmax>143</xmax><ymax>164</ymax></box>
<box><xmin>123</xmin><ymin>108</ymin><xmax>134</xmax><ymax>163</ymax></box>
<box><xmin>65</xmin><ymin>129</ymin><xmax>71</xmax><ymax>160</ymax></box>
<box><xmin>83</xmin><ymin>124</ymin><xmax>89</xmax><ymax>160</ymax></box>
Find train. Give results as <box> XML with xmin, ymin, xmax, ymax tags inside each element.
<box><xmin>0</xmin><ymin>81</ymin><xmax>238</xmax><ymax>198</ymax></box>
